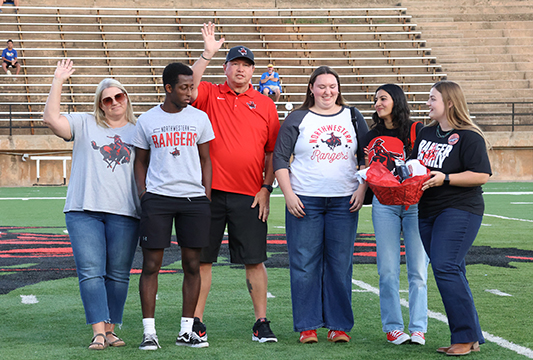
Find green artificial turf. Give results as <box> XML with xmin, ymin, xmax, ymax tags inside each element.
<box><xmin>1</xmin><ymin>183</ymin><xmax>532</xmax><ymax>359</ymax></box>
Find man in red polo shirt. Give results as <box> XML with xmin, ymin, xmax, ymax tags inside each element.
<box><xmin>190</xmin><ymin>22</ymin><xmax>280</xmax><ymax>343</ymax></box>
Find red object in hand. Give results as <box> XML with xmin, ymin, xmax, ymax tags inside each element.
<box><xmin>366</xmin><ymin>161</ymin><xmax>430</xmax><ymax>206</ymax></box>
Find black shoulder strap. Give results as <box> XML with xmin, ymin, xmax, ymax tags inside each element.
<box><xmin>350</xmin><ymin>107</ymin><xmax>365</xmax><ymax>166</ymax></box>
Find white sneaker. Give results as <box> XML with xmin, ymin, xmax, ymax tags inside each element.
<box><xmin>176</xmin><ymin>331</ymin><xmax>209</xmax><ymax>348</ymax></box>
<box><xmin>410</xmin><ymin>331</ymin><xmax>426</xmax><ymax>345</ymax></box>
<box><xmin>6</xmin><ymin>70</ymin><xmax>11</xmax><ymax>76</ymax></box>
<box><xmin>386</xmin><ymin>330</ymin><xmax>410</xmax><ymax>345</ymax></box>
<box><xmin>139</xmin><ymin>333</ymin><xmax>161</xmax><ymax>350</ymax></box>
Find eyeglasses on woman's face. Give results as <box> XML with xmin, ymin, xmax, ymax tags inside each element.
<box><xmin>101</xmin><ymin>92</ymin><xmax>127</xmax><ymax>107</ymax></box>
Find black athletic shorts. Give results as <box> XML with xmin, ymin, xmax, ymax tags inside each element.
<box><xmin>139</xmin><ymin>192</ymin><xmax>211</xmax><ymax>249</ymax></box>
<box><xmin>200</xmin><ymin>189</ymin><xmax>267</xmax><ymax>264</ymax></box>
<box><xmin>3</xmin><ymin>60</ymin><xmax>16</xmax><ymax>68</ymax></box>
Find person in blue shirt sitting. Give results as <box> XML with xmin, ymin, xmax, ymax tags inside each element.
<box><xmin>2</xmin><ymin>40</ymin><xmax>21</xmax><ymax>76</ymax></box>
<box><xmin>259</xmin><ymin>64</ymin><xmax>281</xmax><ymax>102</ymax></box>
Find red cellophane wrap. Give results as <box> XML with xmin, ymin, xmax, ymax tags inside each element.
<box><xmin>366</xmin><ymin>161</ymin><xmax>430</xmax><ymax>206</ymax></box>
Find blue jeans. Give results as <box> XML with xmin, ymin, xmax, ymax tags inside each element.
<box><xmin>66</xmin><ymin>211</ymin><xmax>139</xmax><ymax>325</ymax></box>
<box><xmin>372</xmin><ymin>197</ymin><xmax>429</xmax><ymax>333</ymax></box>
<box><xmin>418</xmin><ymin>208</ymin><xmax>485</xmax><ymax>345</ymax></box>
<box><xmin>286</xmin><ymin>195</ymin><xmax>358</xmax><ymax>332</ymax></box>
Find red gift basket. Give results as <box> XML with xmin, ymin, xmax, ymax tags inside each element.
<box><xmin>365</xmin><ymin>161</ymin><xmax>430</xmax><ymax>206</ymax></box>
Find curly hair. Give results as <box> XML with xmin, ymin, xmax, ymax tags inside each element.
<box><xmin>371</xmin><ymin>84</ymin><xmax>413</xmax><ymax>152</ymax></box>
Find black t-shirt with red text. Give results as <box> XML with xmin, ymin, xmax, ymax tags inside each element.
<box><xmin>410</xmin><ymin>126</ymin><xmax>492</xmax><ymax>218</ymax></box>
<box><xmin>363</xmin><ymin>121</ymin><xmax>423</xmax><ymax>171</ymax></box>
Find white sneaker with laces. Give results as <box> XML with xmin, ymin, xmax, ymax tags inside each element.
<box><xmin>6</xmin><ymin>70</ymin><xmax>12</xmax><ymax>76</ymax></box>
<box><xmin>410</xmin><ymin>331</ymin><xmax>426</xmax><ymax>345</ymax></box>
<box><xmin>386</xmin><ymin>330</ymin><xmax>410</xmax><ymax>345</ymax></box>
<box><xmin>139</xmin><ymin>333</ymin><xmax>161</xmax><ymax>350</ymax></box>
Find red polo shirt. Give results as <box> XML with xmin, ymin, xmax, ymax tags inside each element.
<box><xmin>193</xmin><ymin>81</ymin><xmax>280</xmax><ymax>197</ymax></box>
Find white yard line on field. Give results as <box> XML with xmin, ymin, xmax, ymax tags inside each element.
<box><xmin>273</xmin><ymin>192</ymin><xmax>533</xmax><ymax>198</ymax></box>
<box><xmin>0</xmin><ymin>191</ymin><xmax>531</xmax><ymax>201</ymax></box>
<box><xmin>483</xmin><ymin>192</ymin><xmax>533</xmax><ymax>195</ymax></box>
<box><xmin>0</xmin><ymin>197</ymin><xmax>66</xmax><ymax>200</ymax></box>
<box><xmin>352</xmin><ymin>279</ymin><xmax>533</xmax><ymax>358</ymax></box>
<box><xmin>484</xmin><ymin>214</ymin><xmax>533</xmax><ymax>223</ymax></box>
<box><xmin>485</xmin><ymin>289</ymin><xmax>513</xmax><ymax>297</ymax></box>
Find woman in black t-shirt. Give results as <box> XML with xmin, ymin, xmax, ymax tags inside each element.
<box><xmin>412</xmin><ymin>81</ymin><xmax>491</xmax><ymax>356</ymax></box>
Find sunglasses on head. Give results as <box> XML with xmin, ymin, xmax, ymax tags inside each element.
<box><xmin>101</xmin><ymin>92</ymin><xmax>127</xmax><ymax>107</ymax></box>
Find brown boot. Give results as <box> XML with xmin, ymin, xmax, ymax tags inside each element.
<box><xmin>446</xmin><ymin>341</ymin><xmax>480</xmax><ymax>356</ymax></box>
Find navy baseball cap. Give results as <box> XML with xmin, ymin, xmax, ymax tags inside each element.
<box><xmin>225</xmin><ymin>46</ymin><xmax>255</xmax><ymax>65</ymax></box>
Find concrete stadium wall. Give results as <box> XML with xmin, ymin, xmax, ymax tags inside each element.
<box><xmin>1</xmin><ymin>132</ymin><xmax>531</xmax><ymax>186</ymax></box>
<box><xmin>0</xmin><ymin>136</ymin><xmax>72</xmax><ymax>187</ymax></box>
<box><xmin>486</xmin><ymin>132</ymin><xmax>533</xmax><ymax>181</ymax></box>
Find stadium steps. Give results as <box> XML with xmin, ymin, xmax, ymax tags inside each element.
<box><xmin>0</xmin><ymin>5</ymin><xmax>444</xmax><ymax>134</ymax></box>
<box><xmin>402</xmin><ymin>0</ymin><xmax>533</xmax><ymax>105</ymax></box>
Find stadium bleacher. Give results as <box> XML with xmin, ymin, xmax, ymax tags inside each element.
<box><xmin>0</xmin><ymin>6</ymin><xmax>445</xmax><ymax>134</ymax></box>
<box><xmin>0</xmin><ymin>3</ymin><xmax>531</xmax><ymax>185</ymax></box>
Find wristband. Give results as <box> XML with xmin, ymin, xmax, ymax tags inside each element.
<box><xmin>261</xmin><ymin>184</ymin><xmax>273</xmax><ymax>193</ymax></box>
<box><xmin>201</xmin><ymin>54</ymin><xmax>212</xmax><ymax>61</ymax></box>
<box><xmin>443</xmin><ymin>174</ymin><xmax>450</xmax><ymax>185</ymax></box>
<box><xmin>139</xmin><ymin>188</ymin><xmax>147</xmax><ymax>198</ymax></box>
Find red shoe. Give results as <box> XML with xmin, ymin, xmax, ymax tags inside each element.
<box><xmin>410</xmin><ymin>331</ymin><xmax>425</xmax><ymax>345</ymax></box>
<box><xmin>299</xmin><ymin>330</ymin><xmax>318</xmax><ymax>343</ymax></box>
<box><xmin>327</xmin><ymin>330</ymin><xmax>351</xmax><ymax>343</ymax></box>
<box><xmin>386</xmin><ymin>330</ymin><xmax>410</xmax><ymax>345</ymax></box>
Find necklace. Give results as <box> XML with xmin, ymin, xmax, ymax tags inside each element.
<box><xmin>436</xmin><ymin>125</ymin><xmax>454</xmax><ymax>138</ymax></box>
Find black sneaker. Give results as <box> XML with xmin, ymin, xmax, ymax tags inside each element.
<box><xmin>252</xmin><ymin>318</ymin><xmax>278</xmax><ymax>343</ymax></box>
<box><xmin>176</xmin><ymin>331</ymin><xmax>209</xmax><ymax>348</ymax></box>
<box><xmin>139</xmin><ymin>333</ymin><xmax>161</xmax><ymax>350</ymax></box>
<box><xmin>193</xmin><ymin>317</ymin><xmax>208</xmax><ymax>341</ymax></box>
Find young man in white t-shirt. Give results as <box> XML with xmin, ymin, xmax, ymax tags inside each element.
<box><xmin>133</xmin><ymin>62</ymin><xmax>215</xmax><ymax>350</ymax></box>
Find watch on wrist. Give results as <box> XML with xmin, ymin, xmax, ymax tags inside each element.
<box><xmin>261</xmin><ymin>184</ymin><xmax>273</xmax><ymax>193</ymax></box>
<box><xmin>443</xmin><ymin>174</ymin><xmax>450</xmax><ymax>185</ymax></box>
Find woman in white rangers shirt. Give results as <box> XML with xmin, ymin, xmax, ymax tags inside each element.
<box><xmin>273</xmin><ymin>66</ymin><xmax>368</xmax><ymax>344</ymax></box>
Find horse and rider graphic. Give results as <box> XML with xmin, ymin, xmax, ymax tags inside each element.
<box><xmin>91</xmin><ymin>135</ymin><xmax>133</xmax><ymax>171</ymax></box>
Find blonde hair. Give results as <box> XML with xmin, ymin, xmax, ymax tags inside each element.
<box><xmin>93</xmin><ymin>78</ymin><xmax>136</xmax><ymax>127</ymax></box>
<box><xmin>430</xmin><ymin>80</ymin><xmax>490</xmax><ymax>149</ymax></box>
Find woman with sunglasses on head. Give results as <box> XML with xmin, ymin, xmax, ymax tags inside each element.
<box><xmin>412</xmin><ymin>80</ymin><xmax>491</xmax><ymax>356</ymax></box>
<box><xmin>43</xmin><ymin>59</ymin><xmax>140</xmax><ymax>350</ymax></box>
<box><xmin>273</xmin><ymin>66</ymin><xmax>368</xmax><ymax>344</ymax></box>
<box><xmin>362</xmin><ymin>84</ymin><xmax>429</xmax><ymax>346</ymax></box>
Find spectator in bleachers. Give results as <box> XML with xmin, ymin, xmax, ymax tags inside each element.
<box><xmin>1</xmin><ymin>0</ymin><xmax>20</xmax><ymax>11</ymax></box>
<box><xmin>2</xmin><ymin>40</ymin><xmax>21</xmax><ymax>76</ymax></box>
<box><xmin>259</xmin><ymin>64</ymin><xmax>281</xmax><ymax>102</ymax></box>
<box><xmin>190</xmin><ymin>22</ymin><xmax>280</xmax><ymax>343</ymax></box>
<box><xmin>412</xmin><ymin>80</ymin><xmax>491</xmax><ymax>356</ymax></box>
<box><xmin>43</xmin><ymin>59</ymin><xmax>140</xmax><ymax>351</ymax></box>
<box><xmin>363</xmin><ymin>84</ymin><xmax>428</xmax><ymax>346</ymax></box>
<box><xmin>273</xmin><ymin>66</ymin><xmax>368</xmax><ymax>344</ymax></box>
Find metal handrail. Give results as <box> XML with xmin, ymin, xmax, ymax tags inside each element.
<box><xmin>2</xmin><ymin>102</ymin><xmax>533</xmax><ymax>133</ymax></box>
<box><xmin>468</xmin><ymin>101</ymin><xmax>533</xmax><ymax>132</ymax></box>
